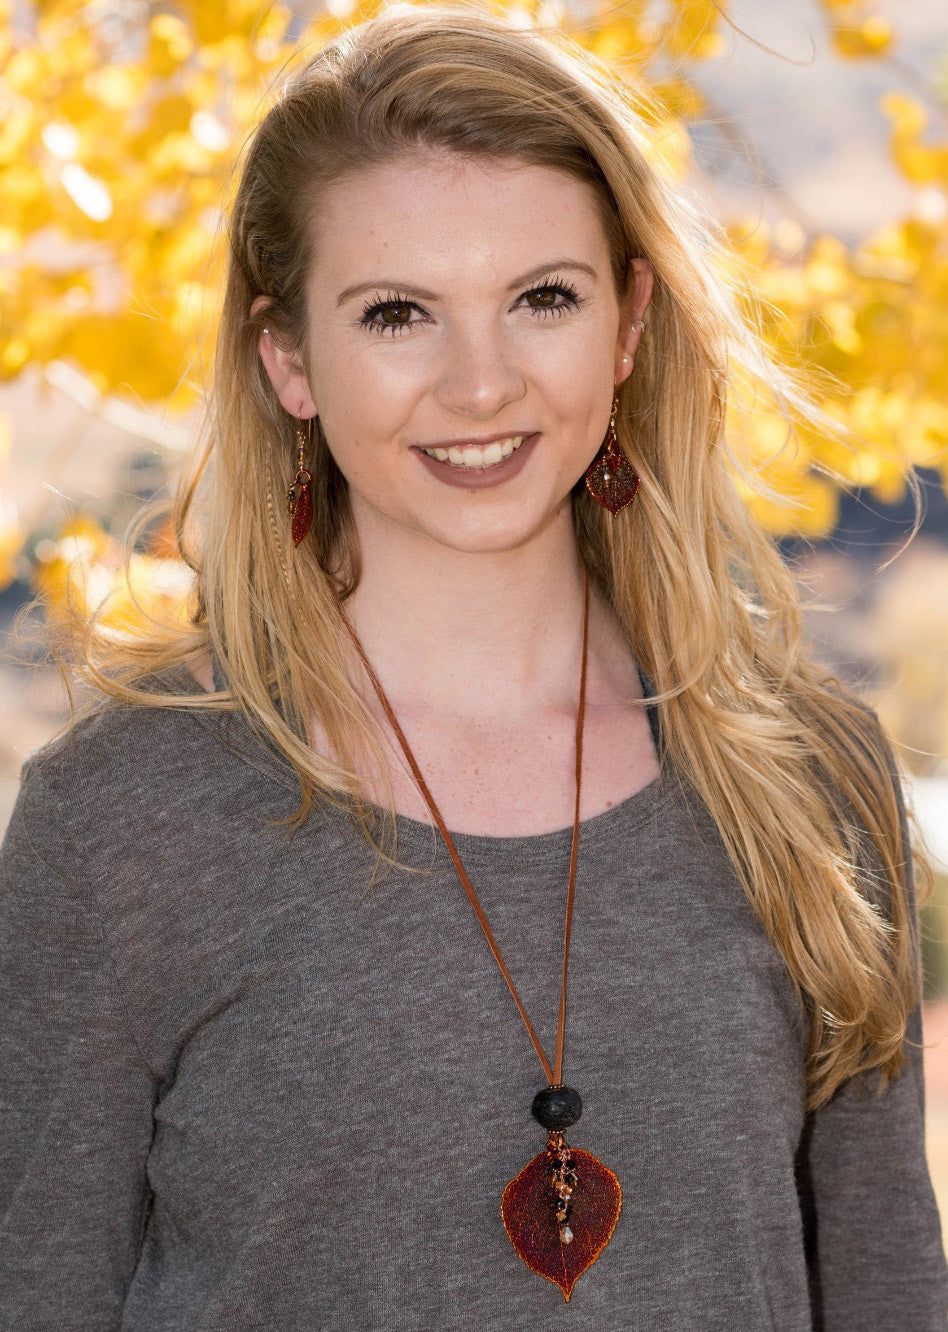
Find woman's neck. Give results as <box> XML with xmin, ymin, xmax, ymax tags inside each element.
<box><xmin>339</xmin><ymin>527</ymin><xmax>598</xmax><ymax>724</ymax></box>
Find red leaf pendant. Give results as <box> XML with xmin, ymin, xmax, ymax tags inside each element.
<box><xmin>584</xmin><ymin>448</ymin><xmax>640</xmax><ymax>515</ymax></box>
<box><xmin>501</xmin><ymin>1133</ymin><xmax>622</xmax><ymax>1301</ymax></box>
<box><xmin>290</xmin><ymin>478</ymin><xmax>313</xmax><ymax>546</ymax></box>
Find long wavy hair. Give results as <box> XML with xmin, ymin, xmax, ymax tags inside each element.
<box><xmin>52</xmin><ymin>1</ymin><xmax>923</xmax><ymax>1113</ymax></box>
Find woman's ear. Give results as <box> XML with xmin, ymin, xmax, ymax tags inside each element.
<box><xmin>614</xmin><ymin>258</ymin><xmax>654</xmax><ymax>385</ymax></box>
<box><xmin>250</xmin><ymin>295</ymin><xmax>318</xmax><ymax>418</ymax></box>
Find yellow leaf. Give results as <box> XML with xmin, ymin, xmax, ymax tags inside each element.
<box><xmin>651</xmin><ymin>77</ymin><xmax>705</xmax><ymax>121</ymax></box>
<box><xmin>188</xmin><ymin>0</ymin><xmax>232</xmax><ymax>46</ymax></box>
<box><xmin>893</xmin><ymin>143</ymin><xmax>948</xmax><ymax>186</ymax></box>
<box><xmin>0</xmin><ymin>105</ymin><xmax>35</xmax><ymax>167</ymax></box>
<box><xmin>822</xmin><ymin>301</ymin><xmax>863</xmax><ymax>355</ymax></box>
<box><xmin>149</xmin><ymin>14</ymin><xmax>195</xmax><ymax>77</ymax></box>
<box><xmin>871</xmin><ymin>465</ymin><xmax>906</xmax><ymax>505</ymax></box>
<box><xmin>0</xmin><ymin>339</ymin><xmax>29</xmax><ymax>376</ymax></box>
<box><xmin>3</xmin><ymin>49</ymin><xmax>43</xmax><ymax>94</ymax></box>
<box><xmin>84</xmin><ymin>65</ymin><xmax>147</xmax><ymax>111</ymax></box>
<box><xmin>61</xmin><ymin>313</ymin><xmax>187</xmax><ymax>401</ymax></box>
<box><xmin>664</xmin><ymin>0</ymin><xmax>722</xmax><ymax>60</ymax></box>
<box><xmin>587</xmin><ymin>18</ymin><xmax>649</xmax><ymax>64</ymax></box>
<box><xmin>881</xmin><ymin>92</ymin><xmax>927</xmax><ymax>140</ymax></box>
<box><xmin>744</xmin><ymin>475</ymin><xmax>839</xmax><ymax>539</ymax></box>
<box><xmin>831</xmin><ymin>16</ymin><xmax>892</xmax><ymax>58</ymax></box>
<box><xmin>142</xmin><ymin>93</ymin><xmax>195</xmax><ymax>142</ymax></box>
<box><xmin>639</xmin><ymin>117</ymin><xmax>692</xmax><ymax>180</ymax></box>
<box><xmin>803</xmin><ymin>236</ymin><xmax>851</xmax><ymax>298</ymax></box>
<box><xmin>255</xmin><ymin>4</ymin><xmax>292</xmax><ymax>53</ymax></box>
<box><xmin>186</xmin><ymin>70</ymin><xmax>219</xmax><ymax>108</ymax></box>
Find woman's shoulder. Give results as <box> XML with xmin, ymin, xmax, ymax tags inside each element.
<box><xmin>14</xmin><ymin>660</ymin><xmax>245</xmax><ymax>824</ymax></box>
<box><xmin>786</xmin><ymin>665</ymin><xmax>898</xmax><ymax>783</ymax></box>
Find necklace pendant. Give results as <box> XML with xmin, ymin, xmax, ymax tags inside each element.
<box><xmin>501</xmin><ymin>1130</ymin><xmax>622</xmax><ymax>1301</ymax></box>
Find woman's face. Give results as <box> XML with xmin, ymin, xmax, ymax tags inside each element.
<box><xmin>258</xmin><ymin>149</ymin><xmax>652</xmax><ymax>559</ymax></box>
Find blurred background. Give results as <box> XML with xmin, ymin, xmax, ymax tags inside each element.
<box><xmin>2</xmin><ymin>0</ymin><xmax>948</xmax><ymax>1245</ymax></box>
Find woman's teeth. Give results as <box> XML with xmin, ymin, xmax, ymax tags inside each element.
<box><xmin>422</xmin><ymin>435</ymin><xmax>525</xmax><ymax>468</ymax></box>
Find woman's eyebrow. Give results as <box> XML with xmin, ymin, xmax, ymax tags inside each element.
<box><xmin>335</xmin><ymin>258</ymin><xmax>599</xmax><ymax>307</ymax></box>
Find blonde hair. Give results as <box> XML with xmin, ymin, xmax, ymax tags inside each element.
<box><xmin>54</xmin><ymin>1</ymin><xmax>923</xmax><ymax>1113</ymax></box>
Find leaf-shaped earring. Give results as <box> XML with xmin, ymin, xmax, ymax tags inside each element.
<box><xmin>585</xmin><ymin>390</ymin><xmax>640</xmax><ymax>515</ymax></box>
<box><xmin>287</xmin><ymin>417</ymin><xmax>314</xmax><ymax>546</ymax></box>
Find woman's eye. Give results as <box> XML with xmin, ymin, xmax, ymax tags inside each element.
<box><xmin>358</xmin><ymin>295</ymin><xmax>421</xmax><ymax>337</ymax></box>
<box><xmin>521</xmin><ymin>281</ymin><xmax>582</xmax><ymax>316</ymax></box>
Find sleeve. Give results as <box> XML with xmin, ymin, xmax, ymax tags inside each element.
<box><xmin>796</xmin><ymin>762</ymin><xmax>948</xmax><ymax>1331</ymax></box>
<box><xmin>0</xmin><ymin>759</ymin><xmax>157</xmax><ymax>1331</ymax></box>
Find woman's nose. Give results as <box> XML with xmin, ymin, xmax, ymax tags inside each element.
<box><xmin>434</xmin><ymin>325</ymin><xmax>526</xmax><ymax>420</ymax></box>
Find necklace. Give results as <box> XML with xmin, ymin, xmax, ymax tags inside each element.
<box><xmin>338</xmin><ymin>567</ymin><xmax>622</xmax><ymax>1302</ymax></box>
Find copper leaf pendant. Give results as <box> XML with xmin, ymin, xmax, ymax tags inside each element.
<box><xmin>501</xmin><ymin>1135</ymin><xmax>622</xmax><ymax>1301</ymax></box>
<box><xmin>291</xmin><ymin>481</ymin><xmax>313</xmax><ymax>546</ymax></box>
<box><xmin>585</xmin><ymin>450</ymin><xmax>640</xmax><ymax>515</ymax></box>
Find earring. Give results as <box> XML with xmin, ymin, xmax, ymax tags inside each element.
<box><xmin>584</xmin><ymin>390</ymin><xmax>640</xmax><ymax>515</ymax></box>
<box><xmin>287</xmin><ymin>417</ymin><xmax>314</xmax><ymax>546</ymax></box>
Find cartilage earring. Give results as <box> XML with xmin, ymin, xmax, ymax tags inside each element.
<box><xmin>584</xmin><ymin>391</ymin><xmax>640</xmax><ymax>515</ymax></box>
<box><xmin>287</xmin><ymin>417</ymin><xmax>314</xmax><ymax>546</ymax></box>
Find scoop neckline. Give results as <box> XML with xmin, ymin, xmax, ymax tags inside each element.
<box><xmin>379</xmin><ymin>766</ymin><xmax>669</xmax><ymax>864</ymax></box>
<box><xmin>170</xmin><ymin>656</ymin><xmax>670</xmax><ymax>859</ymax></box>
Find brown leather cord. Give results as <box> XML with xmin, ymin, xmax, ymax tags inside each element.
<box><xmin>337</xmin><ymin>567</ymin><xmax>590</xmax><ymax>1089</ymax></box>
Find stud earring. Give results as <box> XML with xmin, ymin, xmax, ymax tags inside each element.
<box><xmin>584</xmin><ymin>390</ymin><xmax>640</xmax><ymax>515</ymax></box>
<box><xmin>287</xmin><ymin>417</ymin><xmax>314</xmax><ymax>545</ymax></box>
<box><xmin>633</xmin><ymin>319</ymin><xmax>646</xmax><ymax>334</ymax></box>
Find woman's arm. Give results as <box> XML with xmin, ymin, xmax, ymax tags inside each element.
<box><xmin>797</xmin><ymin>766</ymin><xmax>948</xmax><ymax>1329</ymax></box>
<box><xmin>0</xmin><ymin>759</ymin><xmax>156</xmax><ymax>1331</ymax></box>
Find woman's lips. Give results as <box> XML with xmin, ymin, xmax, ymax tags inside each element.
<box><xmin>412</xmin><ymin>432</ymin><xmax>540</xmax><ymax>489</ymax></box>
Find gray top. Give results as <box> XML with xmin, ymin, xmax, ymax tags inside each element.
<box><xmin>1</xmin><ymin>668</ymin><xmax>946</xmax><ymax>1331</ymax></box>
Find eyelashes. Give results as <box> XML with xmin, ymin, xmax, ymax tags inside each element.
<box><xmin>357</xmin><ymin>275</ymin><xmax>584</xmax><ymax>337</ymax></box>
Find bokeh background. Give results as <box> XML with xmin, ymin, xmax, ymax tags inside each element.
<box><xmin>2</xmin><ymin>0</ymin><xmax>948</xmax><ymax>1248</ymax></box>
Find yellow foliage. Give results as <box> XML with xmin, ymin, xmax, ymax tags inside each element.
<box><xmin>149</xmin><ymin>14</ymin><xmax>195</xmax><ymax>77</ymax></box>
<box><xmin>1</xmin><ymin>0</ymin><xmax>946</xmax><ymax>562</ymax></box>
<box><xmin>664</xmin><ymin>0</ymin><xmax>725</xmax><ymax>60</ymax></box>
<box><xmin>0</xmin><ymin>418</ymin><xmax>24</xmax><ymax>588</ymax></box>
<box><xmin>34</xmin><ymin>514</ymin><xmax>196</xmax><ymax>632</ymax></box>
<box><xmin>83</xmin><ymin>65</ymin><xmax>147</xmax><ymax>111</ymax></box>
<box><xmin>640</xmin><ymin>117</ymin><xmax>693</xmax><ymax>181</ymax></box>
<box><xmin>831</xmin><ymin>16</ymin><xmax>893</xmax><ymax>59</ymax></box>
<box><xmin>586</xmin><ymin>18</ymin><xmax>648</xmax><ymax>65</ymax></box>
<box><xmin>61</xmin><ymin>313</ymin><xmax>190</xmax><ymax>402</ymax></box>
<box><xmin>882</xmin><ymin>92</ymin><xmax>928</xmax><ymax>140</ymax></box>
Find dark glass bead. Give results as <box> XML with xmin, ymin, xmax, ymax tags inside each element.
<box><xmin>531</xmin><ymin>1084</ymin><xmax>583</xmax><ymax>1130</ymax></box>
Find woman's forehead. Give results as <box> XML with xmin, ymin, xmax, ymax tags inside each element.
<box><xmin>306</xmin><ymin>150</ymin><xmax>613</xmax><ymax>294</ymax></box>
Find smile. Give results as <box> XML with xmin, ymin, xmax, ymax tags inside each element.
<box><xmin>421</xmin><ymin>435</ymin><xmax>525</xmax><ymax>469</ymax></box>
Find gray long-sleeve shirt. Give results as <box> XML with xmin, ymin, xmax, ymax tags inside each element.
<box><xmin>1</xmin><ymin>668</ymin><xmax>947</xmax><ymax>1330</ymax></box>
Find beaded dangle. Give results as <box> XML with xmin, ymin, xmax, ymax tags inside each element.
<box><xmin>287</xmin><ymin>418</ymin><xmax>314</xmax><ymax>546</ymax></box>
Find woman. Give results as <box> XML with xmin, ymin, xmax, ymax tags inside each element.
<box><xmin>2</xmin><ymin>4</ymin><xmax>946</xmax><ymax>1327</ymax></box>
